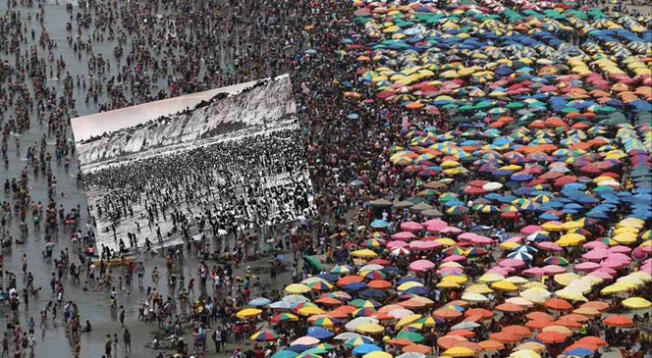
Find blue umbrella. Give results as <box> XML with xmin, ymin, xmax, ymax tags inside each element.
<box><xmin>272</xmin><ymin>351</ymin><xmax>298</xmax><ymax>358</ymax></box>
<box><xmin>307</xmin><ymin>327</ymin><xmax>334</xmax><ymax>340</ymax></box>
<box><xmin>370</xmin><ymin>219</ymin><xmax>389</xmax><ymax>228</ymax></box>
<box><xmin>343</xmin><ymin>282</ymin><xmax>367</xmax><ymax>292</ymax></box>
<box><xmin>506</xmin><ymin>251</ymin><xmax>533</xmax><ymax>261</ymax></box>
<box><xmin>511</xmin><ymin>173</ymin><xmax>534</xmax><ymax>182</ymax></box>
<box><xmin>563</xmin><ymin>348</ymin><xmax>594</xmax><ymax>357</ymax></box>
<box><xmin>352</xmin><ymin>344</ymin><xmax>382</xmax><ymax>355</ymax></box>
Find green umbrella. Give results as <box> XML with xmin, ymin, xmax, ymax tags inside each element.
<box><xmin>396</xmin><ymin>331</ymin><xmax>425</xmax><ymax>343</ymax></box>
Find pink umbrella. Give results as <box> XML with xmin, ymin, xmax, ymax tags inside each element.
<box><xmin>409</xmin><ymin>240</ymin><xmax>442</xmax><ymax>251</ymax></box>
<box><xmin>520</xmin><ymin>225</ymin><xmax>542</xmax><ymax>235</ymax></box>
<box><xmin>522</xmin><ymin>267</ymin><xmax>546</xmax><ymax>277</ymax></box>
<box><xmin>458</xmin><ymin>232</ymin><xmax>479</xmax><ymax>240</ymax></box>
<box><xmin>470</xmin><ymin>236</ymin><xmax>494</xmax><ymax>245</ymax></box>
<box><xmin>608</xmin><ymin>246</ymin><xmax>632</xmax><ymax>254</ymax></box>
<box><xmin>401</xmin><ymin>221</ymin><xmax>425</xmax><ymax>232</ymax></box>
<box><xmin>387</xmin><ymin>240</ymin><xmax>409</xmax><ymax>249</ymax></box>
<box><xmin>581</xmin><ymin>249</ymin><xmax>609</xmax><ymax>261</ymax></box>
<box><xmin>423</xmin><ymin>219</ymin><xmax>447</xmax><ymax>227</ymax></box>
<box><xmin>632</xmin><ymin>247</ymin><xmax>650</xmax><ymax>260</ymax></box>
<box><xmin>601</xmin><ymin>260</ymin><xmax>627</xmax><ymax>269</ymax></box>
<box><xmin>594</xmin><ymin>267</ymin><xmax>617</xmax><ymax>275</ymax></box>
<box><xmin>499</xmin><ymin>259</ymin><xmax>526</xmax><ymax>268</ymax></box>
<box><xmin>609</xmin><ymin>253</ymin><xmax>632</xmax><ymax>263</ymax></box>
<box><xmin>486</xmin><ymin>266</ymin><xmax>513</xmax><ymax>275</ymax></box>
<box><xmin>506</xmin><ymin>236</ymin><xmax>524</xmax><ymax>243</ymax></box>
<box><xmin>583</xmin><ymin>241</ymin><xmax>609</xmax><ymax>250</ymax></box>
<box><xmin>536</xmin><ymin>242</ymin><xmax>563</xmax><ymax>252</ymax></box>
<box><xmin>437</xmin><ymin>267</ymin><xmax>463</xmax><ymax>275</ymax></box>
<box><xmin>426</xmin><ymin>222</ymin><xmax>448</xmax><ymax>233</ymax></box>
<box><xmin>443</xmin><ymin>255</ymin><xmax>466</xmax><ymax>262</ymax></box>
<box><xmin>542</xmin><ymin>265</ymin><xmax>566</xmax><ymax>274</ymax></box>
<box><xmin>409</xmin><ymin>259</ymin><xmax>435</xmax><ymax>272</ymax></box>
<box><xmin>440</xmin><ymin>226</ymin><xmax>463</xmax><ymax>235</ymax></box>
<box><xmin>574</xmin><ymin>262</ymin><xmax>600</xmax><ymax>272</ymax></box>
<box><xmin>391</xmin><ymin>231</ymin><xmax>417</xmax><ymax>241</ymax></box>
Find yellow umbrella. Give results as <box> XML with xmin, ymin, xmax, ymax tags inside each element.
<box><xmin>437</xmin><ymin>281</ymin><xmax>461</xmax><ymax>289</ymax></box>
<box><xmin>542</xmin><ymin>222</ymin><xmax>564</xmax><ymax>232</ymax></box>
<box><xmin>478</xmin><ymin>273</ymin><xmax>505</xmax><ymax>283</ymax></box>
<box><xmin>506</xmin><ymin>276</ymin><xmax>529</xmax><ymax>285</ymax></box>
<box><xmin>491</xmin><ymin>280</ymin><xmax>519</xmax><ymax>292</ymax></box>
<box><xmin>356</xmin><ymin>323</ymin><xmax>385</xmax><ymax>334</ymax></box>
<box><xmin>622</xmin><ymin>297</ymin><xmax>651</xmax><ymax>309</ymax></box>
<box><xmin>465</xmin><ymin>284</ymin><xmax>494</xmax><ymax>294</ymax></box>
<box><xmin>520</xmin><ymin>287</ymin><xmax>551</xmax><ymax>303</ymax></box>
<box><xmin>600</xmin><ymin>282</ymin><xmax>637</xmax><ymax>295</ymax></box>
<box><xmin>442</xmin><ymin>275</ymin><xmax>468</xmax><ymax>285</ymax></box>
<box><xmin>556</xmin><ymin>233</ymin><xmax>586</xmax><ymax>247</ymax></box>
<box><xmin>285</xmin><ymin>283</ymin><xmax>311</xmax><ymax>294</ymax></box>
<box><xmin>573</xmin><ymin>307</ymin><xmax>602</xmax><ymax>316</ymax></box>
<box><xmin>510</xmin><ymin>350</ymin><xmax>541</xmax><ymax>358</ymax></box>
<box><xmin>439</xmin><ymin>262</ymin><xmax>463</xmax><ymax>268</ymax></box>
<box><xmin>561</xmin><ymin>221</ymin><xmax>582</xmax><ymax>231</ymax></box>
<box><xmin>398</xmin><ymin>282</ymin><xmax>424</xmax><ymax>291</ymax></box>
<box><xmin>461</xmin><ymin>293</ymin><xmax>489</xmax><ymax>302</ymax></box>
<box><xmin>298</xmin><ymin>306</ymin><xmax>325</xmax><ymax>316</ymax></box>
<box><xmin>363</xmin><ymin>352</ymin><xmax>393</xmax><ymax>358</ymax></box>
<box><xmin>500</xmin><ymin>241</ymin><xmax>521</xmax><ymax>250</ymax></box>
<box><xmin>617</xmin><ymin>276</ymin><xmax>645</xmax><ymax>287</ymax></box>
<box><xmin>521</xmin><ymin>281</ymin><xmax>547</xmax><ymax>289</ymax></box>
<box><xmin>554</xmin><ymin>273</ymin><xmax>581</xmax><ymax>286</ymax></box>
<box><xmin>351</xmin><ymin>249</ymin><xmax>378</xmax><ymax>259</ymax></box>
<box><xmin>236</xmin><ymin>308</ymin><xmax>262</xmax><ymax>319</ymax></box>
<box><xmin>613</xmin><ymin>232</ymin><xmax>637</xmax><ymax>245</ymax></box>
<box><xmin>435</xmin><ymin>237</ymin><xmax>457</xmax><ymax>246</ymax></box>
<box><xmin>443</xmin><ymin>346</ymin><xmax>476</xmax><ymax>357</ymax></box>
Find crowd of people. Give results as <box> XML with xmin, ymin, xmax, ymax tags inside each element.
<box><xmin>84</xmin><ymin>127</ymin><xmax>315</xmax><ymax>256</ymax></box>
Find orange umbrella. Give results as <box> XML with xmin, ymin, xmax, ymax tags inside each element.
<box><xmin>437</xmin><ymin>335</ymin><xmax>468</xmax><ymax>349</ymax></box>
<box><xmin>399</xmin><ymin>299</ymin><xmax>428</xmax><ymax>309</ymax></box>
<box><xmin>553</xmin><ymin>319</ymin><xmax>582</xmax><ymax>328</ymax></box>
<box><xmin>544</xmin><ymin>298</ymin><xmax>572</xmax><ymax>311</ymax></box>
<box><xmin>402</xmin><ymin>344</ymin><xmax>432</xmax><ymax>354</ymax></box>
<box><xmin>580</xmin><ymin>301</ymin><xmax>609</xmax><ymax>311</ymax></box>
<box><xmin>368</xmin><ymin>280</ymin><xmax>392</xmax><ymax>290</ymax></box>
<box><xmin>496</xmin><ymin>303</ymin><xmax>525</xmax><ymax>313</ymax></box>
<box><xmin>337</xmin><ymin>275</ymin><xmax>363</xmax><ymax>287</ymax></box>
<box><xmin>315</xmin><ymin>297</ymin><xmax>342</xmax><ymax>306</ymax></box>
<box><xmin>465</xmin><ymin>308</ymin><xmax>494</xmax><ymax>319</ymax></box>
<box><xmin>478</xmin><ymin>340</ymin><xmax>505</xmax><ymax>351</ymax></box>
<box><xmin>433</xmin><ymin>308</ymin><xmax>463</xmax><ymax>319</ymax></box>
<box><xmin>525</xmin><ymin>320</ymin><xmax>551</xmax><ymax>330</ymax></box>
<box><xmin>559</xmin><ymin>313</ymin><xmax>589</xmax><ymax>322</ymax></box>
<box><xmin>378</xmin><ymin>304</ymin><xmax>405</xmax><ymax>313</ymax></box>
<box><xmin>536</xmin><ymin>331</ymin><xmax>567</xmax><ymax>344</ymax></box>
<box><xmin>576</xmin><ymin>336</ymin><xmax>608</xmax><ymax>347</ymax></box>
<box><xmin>386</xmin><ymin>338</ymin><xmax>413</xmax><ymax>347</ymax></box>
<box><xmin>489</xmin><ymin>332</ymin><xmax>520</xmax><ymax>344</ymax></box>
<box><xmin>526</xmin><ymin>312</ymin><xmax>553</xmax><ymax>321</ymax></box>
<box><xmin>502</xmin><ymin>325</ymin><xmax>531</xmax><ymax>338</ymax></box>
<box><xmin>564</xmin><ymin>343</ymin><xmax>598</xmax><ymax>352</ymax></box>
<box><xmin>448</xmin><ymin>330</ymin><xmax>475</xmax><ymax>338</ymax></box>
<box><xmin>603</xmin><ymin>315</ymin><xmax>633</xmax><ymax>328</ymax></box>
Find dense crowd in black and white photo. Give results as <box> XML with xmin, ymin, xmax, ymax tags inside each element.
<box><xmin>83</xmin><ymin>127</ymin><xmax>315</xmax><ymax>255</ymax></box>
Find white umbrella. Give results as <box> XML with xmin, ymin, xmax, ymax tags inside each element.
<box><xmin>281</xmin><ymin>295</ymin><xmax>309</xmax><ymax>304</ymax></box>
<box><xmin>345</xmin><ymin>317</ymin><xmax>379</xmax><ymax>332</ymax></box>
<box><xmin>269</xmin><ymin>301</ymin><xmax>292</xmax><ymax>309</ymax></box>
<box><xmin>359</xmin><ymin>264</ymin><xmax>384</xmax><ymax>272</ymax></box>
<box><xmin>482</xmin><ymin>182</ymin><xmax>503</xmax><ymax>191</ymax></box>
<box><xmin>451</xmin><ymin>321</ymin><xmax>481</xmax><ymax>330</ymax></box>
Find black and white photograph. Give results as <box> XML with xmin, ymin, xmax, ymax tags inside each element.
<box><xmin>71</xmin><ymin>75</ymin><xmax>315</xmax><ymax>256</ymax></box>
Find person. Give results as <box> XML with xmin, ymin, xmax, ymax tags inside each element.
<box><xmin>212</xmin><ymin>326</ymin><xmax>223</xmax><ymax>353</ymax></box>
<box><xmin>123</xmin><ymin>329</ymin><xmax>131</xmax><ymax>352</ymax></box>
<box><xmin>105</xmin><ymin>335</ymin><xmax>112</xmax><ymax>358</ymax></box>
<box><xmin>119</xmin><ymin>306</ymin><xmax>125</xmax><ymax>327</ymax></box>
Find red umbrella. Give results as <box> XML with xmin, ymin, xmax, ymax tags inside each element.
<box><xmin>465</xmin><ymin>308</ymin><xmax>494</xmax><ymax>319</ymax></box>
<box><xmin>489</xmin><ymin>332</ymin><xmax>520</xmax><ymax>344</ymax></box>
<box><xmin>544</xmin><ymin>298</ymin><xmax>572</xmax><ymax>311</ymax></box>
<box><xmin>536</xmin><ymin>331</ymin><xmax>567</xmax><ymax>344</ymax></box>
<box><xmin>496</xmin><ymin>303</ymin><xmax>526</xmax><ymax>313</ymax></box>
<box><xmin>603</xmin><ymin>315</ymin><xmax>633</xmax><ymax>328</ymax></box>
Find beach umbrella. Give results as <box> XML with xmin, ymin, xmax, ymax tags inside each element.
<box><xmin>443</xmin><ymin>346</ymin><xmax>476</xmax><ymax>357</ymax></box>
<box><xmin>352</xmin><ymin>343</ymin><xmax>382</xmax><ymax>355</ymax></box>
<box><xmin>621</xmin><ymin>297</ymin><xmax>651</xmax><ymax>309</ymax></box>
<box><xmin>271</xmin><ymin>313</ymin><xmax>299</xmax><ymax>324</ymax></box>
<box><xmin>272</xmin><ymin>351</ymin><xmax>298</xmax><ymax>358</ymax></box>
<box><xmin>250</xmin><ymin>329</ymin><xmax>279</xmax><ymax>342</ymax></box>
<box><xmin>363</xmin><ymin>352</ymin><xmax>392</xmax><ymax>358</ymax></box>
<box><xmin>236</xmin><ymin>308</ymin><xmax>262</xmax><ymax>319</ymax></box>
